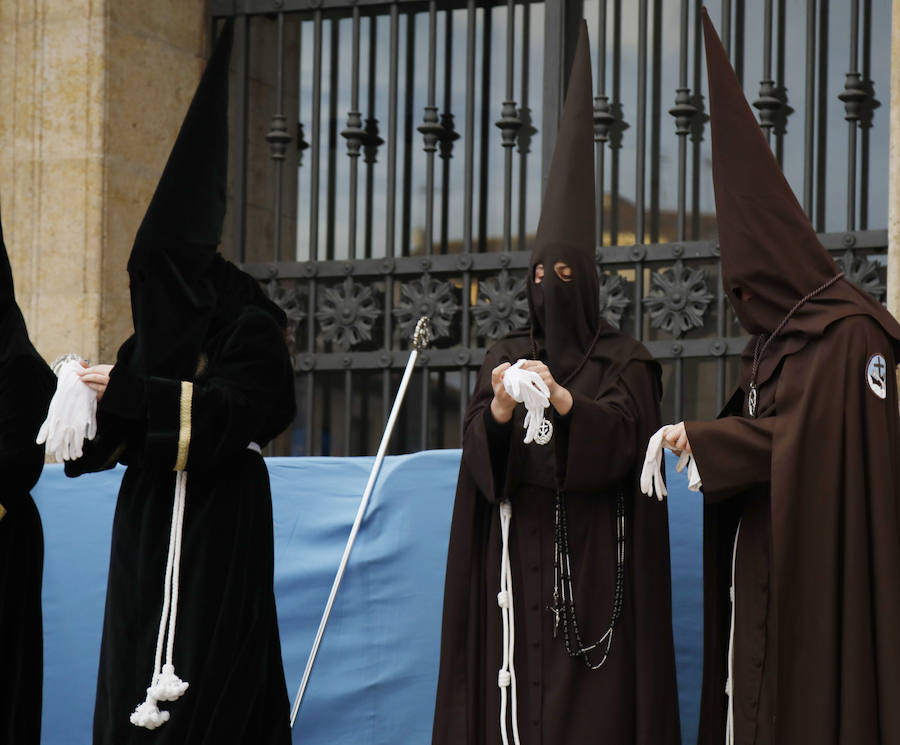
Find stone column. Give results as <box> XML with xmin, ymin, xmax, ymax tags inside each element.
<box><xmin>0</xmin><ymin>1</ymin><xmax>207</xmax><ymax>363</ymax></box>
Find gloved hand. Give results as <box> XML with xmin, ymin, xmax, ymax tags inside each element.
<box><xmin>640</xmin><ymin>426</ymin><xmax>668</xmax><ymax>500</ymax></box>
<box><xmin>36</xmin><ymin>358</ymin><xmax>98</xmax><ymax>462</ymax></box>
<box><xmin>502</xmin><ymin>359</ymin><xmax>550</xmax><ymax>444</ymax></box>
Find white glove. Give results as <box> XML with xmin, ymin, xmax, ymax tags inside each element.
<box><xmin>502</xmin><ymin>359</ymin><xmax>550</xmax><ymax>444</ymax></box>
<box><xmin>640</xmin><ymin>425</ymin><xmax>704</xmax><ymax>501</ymax></box>
<box><xmin>640</xmin><ymin>426</ymin><xmax>668</xmax><ymax>500</ymax></box>
<box><xmin>36</xmin><ymin>358</ymin><xmax>98</xmax><ymax>462</ymax></box>
<box><xmin>675</xmin><ymin>450</ymin><xmax>703</xmax><ymax>492</ymax></box>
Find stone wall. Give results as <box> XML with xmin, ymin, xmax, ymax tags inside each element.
<box><xmin>0</xmin><ymin>0</ymin><xmax>207</xmax><ymax>364</ymax></box>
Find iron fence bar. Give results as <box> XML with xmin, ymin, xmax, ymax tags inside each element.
<box><xmin>690</xmin><ymin>0</ymin><xmax>702</xmax><ymax>240</ymax></box>
<box><xmin>306</xmin><ymin>279</ymin><xmax>316</xmax><ymax>456</ymax></box>
<box><xmin>211</xmin><ymin>0</ymin><xmax>519</xmax><ymax>14</ymax></box>
<box><xmin>440</xmin><ymin>6</ymin><xmax>453</xmax><ymax>255</ymax></box>
<box><xmin>634</xmin><ymin>0</ymin><xmax>647</xmax><ymax>342</ymax></box>
<box><xmin>815</xmin><ymin>0</ymin><xmax>829</xmax><ymax>232</ymax></box>
<box><xmin>326</xmin><ymin>19</ymin><xmax>340</xmax><ymax>260</ymax></box>
<box><xmin>270</xmin><ymin>13</ymin><xmax>286</xmax><ymax>261</ymax></box>
<box><xmin>596</xmin><ymin>0</ymin><xmax>607</xmax><ymax>249</ymax></box>
<box><xmin>344</xmin><ymin>6</ymin><xmax>362</xmax><ymax>260</ymax></box>
<box><xmin>860</xmin><ymin>0</ymin><xmax>871</xmax><ymax>230</ymax></box>
<box><xmin>385</xmin><ymin>4</ymin><xmax>399</xmax><ymax>424</ymax></box>
<box><xmin>244</xmin><ymin>230</ymin><xmax>886</xmax><ymax>280</ymax></box>
<box><xmin>648</xmin><ymin>0</ymin><xmax>662</xmax><ymax>244</ymax></box>
<box><xmin>761</xmin><ymin>0</ymin><xmax>773</xmax><ymax>144</ymax></box>
<box><xmin>233</xmin><ymin>15</ymin><xmax>250</xmax><ymax>262</ymax></box>
<box><xmin>499</xmin><ymin>0</ymin><xmax>517</xmax><ymax>253</ymax></box>
<box><xmin>774</xmin><ymin>0</ymin><xmax>786</xmax><ymax>164</ymax></box>
<box><xmin>460</xmin><ymin>0</ymin><xmax>476</xmax><ymax>439</ymax></box>
<box><xmin>477</xmin><ymin>7</ymin><xmax>492</xmax><ymax>252</ymax></box>
<box><xmin>734</xmin><ymin>0</ymin><xmax>744</xmax><ymax>86</ymax></box>
<box><xmin>364</xmin><ymin>14</ymin><xmax>378</xmax><ymax>260</ymax></box>
<box><xmin>609</xmin><ymin>0</ymin><xmax>621</xmax><ymax>245</ymax></box>
<box><xmin>291</xmin><ymin>336</ymin><xmax>753</xmax><ymax>372</ymax></box>
<box><xmin>803</xmin><ymin>0</ymin><xmax>816</xmax><ymax>216</ymax></box>
<box><xmin>421</xmin><ymin>1</ymin><xmax>438</xmax><ymax>257</ymax></box>
<box><xmin>345</xmin><ymin>369</ymin><xmax>352</xmax><ymax>453</ymax></box>
<box><xmin>674</xmin><ymin>0</ymin><xmax>689</xmax><ymax>243</ymax></box>
<box><xmin>845</xmin><ymin>0</ymin><xmax>859</xmax><ymax>231</ymax></box>
<box><xmin>401</xmin><ymin>12</ymin><xmax>415</xmax><ymax>256</ymax></box>
<box><xmin>310</xmin><ymin>11</ymin><xmax>323</xmax><ymax>260</ymax></box>
<box><xmin>517</xmin><ymin>0</ymin><xmax>532</xmax><ymax>253</ymax></box>
<box><xmin>721</xmin><ymin>0</ymin><xmax>731</xmax><ymax>58</ymax></box>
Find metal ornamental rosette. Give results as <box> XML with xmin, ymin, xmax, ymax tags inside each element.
<box><xmin>642</xmin><ymin>260</ymin><xmax>714</xmax><ymax>338</ymax></box>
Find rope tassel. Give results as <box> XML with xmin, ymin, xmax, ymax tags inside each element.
<box><xmin>131</xmin><ymin>471</ymin><xmax>190</xmax><ymax>729</ymax></box>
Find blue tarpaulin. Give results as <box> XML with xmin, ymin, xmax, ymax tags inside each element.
<box><xmin>33</xmin><ymin>450</ymin><xmax>702</xmax><ymax>745</ymax></box>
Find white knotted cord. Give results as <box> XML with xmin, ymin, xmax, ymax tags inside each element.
<box><xmin>130</xmin><ymin>471</ymin><xmax>190</xmax><ymax>729</ymax></box>
<box><xmin>129</xmin><ymin>440</ymin><xmax>262</xmax><ymax>730</ymax></box>
<box><xmin>725</xmin><ymin>520</ymin><xmax>741</xmax><ymax>745</ymax></box>
<box><xmin>497</xmin><ymin>500</ymin><xmax>521</xmax><ymax>745</ymax></box>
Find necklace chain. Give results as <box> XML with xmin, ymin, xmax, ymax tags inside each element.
<box><xmin>748</xmin><ymin>272</ymin><xmax>844</xmax><ymax>416</ymax></box>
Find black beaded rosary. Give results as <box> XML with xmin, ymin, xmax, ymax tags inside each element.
<box><xmin>549</xmin><ymin>488</ymin><xmax>626</xmax><ymax>670</ymax></box>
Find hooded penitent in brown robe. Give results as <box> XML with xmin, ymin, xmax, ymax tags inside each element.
<box><xmin>686</xmin><ymin>13</ymin><xmax>900</xmax><ymax>745</ymax></box>
<box><xmin>432</xmin><ymin>22</ymin><xmax>681</xmax><ymax>745</ymax></box>
<box><xmin>0</xmin><ymin>206</ymin><xmax>56</xmax><ymax>745</ymax></box>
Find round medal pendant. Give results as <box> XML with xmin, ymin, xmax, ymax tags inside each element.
<box><xmin>748</xmin><ymin>383</ymin><xmax>759</xmax><ymax>418</ymax></box>
<box><xmin>534</xmin><ymin>418</ymin><xmax>553</xmax><ymax>445</ymax></box>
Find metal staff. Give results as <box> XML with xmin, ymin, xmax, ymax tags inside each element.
<box><xmin>290</xmin><ymin>316</ymin><xmax>433</xmax><ymax>728</ymax></box>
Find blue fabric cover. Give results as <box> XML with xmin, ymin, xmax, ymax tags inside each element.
<box><xmin>33</xmin><ymin>450</ymin><xmax>701</xmax><ymax>745</ymax></box>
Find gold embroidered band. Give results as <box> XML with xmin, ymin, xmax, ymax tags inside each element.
<box><xmin>174</xmin><ymin>381</ymin><xmax>194</xmax><ymax>472</ymax></box>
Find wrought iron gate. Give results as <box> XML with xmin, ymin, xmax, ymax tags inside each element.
<box><xmin>209</xmin><ymin>0</ymin><xmax>890</xmax><ymax>456</ymax></box>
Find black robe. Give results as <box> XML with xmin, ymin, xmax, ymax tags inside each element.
<box><xmin>67</xmin><ymin>306</ymin><xmax>295</xmax><ymax>745</ymax></box>
<box><xmin>0</xmin><ymin>353</ymin><xmax>55</xmax><ymax>745</ymax></box>
<box><xmin>432</xmin><ymin>330</ymin><xmax>681</xmax><ymax>745</ymax></box>
<box><xmin>688</xmin><ymin>314</ymin><xmax>900</xmax><ymax>745</ymax></box>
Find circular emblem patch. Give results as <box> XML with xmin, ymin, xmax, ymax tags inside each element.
<box><xmin>866</xmin><ymin>353</ymin><xmax>888</xmax><ymax>400</ymax></box>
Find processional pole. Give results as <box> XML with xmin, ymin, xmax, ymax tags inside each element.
<box><xmin>290</xmin><ymin>316</ymin><xmax>433</xmax><ymax>728</ymax></box>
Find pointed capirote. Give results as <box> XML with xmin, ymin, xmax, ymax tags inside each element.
<box><xmin>124</xmin><ymin>19</ymin><xmax>235</xmax><ymax>378</ymax></box>
<box><xmin>528</xmin><ymin>19</ymin><xmax>600</xmax><ymax>379</ymax></box>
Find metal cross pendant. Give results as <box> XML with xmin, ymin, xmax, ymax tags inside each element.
<box><xmin>549</xmin><ymin>589</ymin><xmax>561</xmax><ymax>639</ymax></box>
<box><xmin>748</xmin><ymin>383</ymin><xmax>759</xmax><ymax>418</ymax></box>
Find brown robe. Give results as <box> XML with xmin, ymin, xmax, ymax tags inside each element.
<box><xmin>432</xmin><ymin>330</ymin><xmax>681</xmax><ymax>745</ymax></box>
<box><xmin>688</xmin><ymin>314</ymin><xmax>900</xmax><ymax>745</ymax></box>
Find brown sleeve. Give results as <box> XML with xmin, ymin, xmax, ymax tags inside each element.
<box><xmin>557</xmin><ymin>359</ymin><xmax>658</xmax><ymax>492</ymax></box>
<box><xmin>686</xmin><ymin>414</ymin><xmax>777</xmax><ymax>501</ymax></box>
<box><xmin>459</xmin><ymin>350</ymin><xmax>514</xmax><ymax>503</ymax></box>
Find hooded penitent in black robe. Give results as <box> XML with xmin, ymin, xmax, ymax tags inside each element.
<box><xmin>0</xmin><ymin>208</ymin><xmax>56</xmax><ymax>745</ymax></box>
<box><xmin>686</xmin><ymin>13</ymin><xmax>900</xmax><ymax>745</ymax></box>
<box><xmin>66</xmin><ymin>21</ymin><xmax>296</xmax><ymax>744</ymax></box>
<box><xmin>432</xmin><ymin>23</ymin><xmax>681</xmax><ymax>745</ymax></box>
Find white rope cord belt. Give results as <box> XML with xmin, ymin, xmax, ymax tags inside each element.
<box><xmin>131</xmin><ymin>379</ymin><xmax>262</xmax><ymax>729</ymax></box>
<box><xmin>497</xmin><ymin>500</ymin><xmax>521</xmax><ymax>745</ymax></box>
<box><xmin>493</xmin><ymin>360</ymin><xmax>550</xmax><ymax>745</ymax></box>
<box><xmin>725</xmin><ymin>520</ymin><xmax>742</xmax><ymax>745</ymax></box>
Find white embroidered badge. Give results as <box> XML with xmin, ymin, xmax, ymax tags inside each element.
<box><xmin>866</xmin><ymin>353</ymin><xmax>888</xmax><ymax>400</ymax></box>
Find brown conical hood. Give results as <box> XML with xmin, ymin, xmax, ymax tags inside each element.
<box><xmin>703</xmin><ymin>8</ymin><xmax>900</xmax><ymax>381</ymax></box>
<box><xmin>702</xmin><ymin>9</ymin><xmax>842</xmax><ymax>334</ymax></box>
<box><xmin>528</xmin><ymin>20</ymin><xmax>599</xmax><ymax>381</ymax></box>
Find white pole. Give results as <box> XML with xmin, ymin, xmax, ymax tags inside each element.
<box><xmin>290</xmin><ymin>317</ymin><xmax>431</xmax><ymax>728</ymax></box>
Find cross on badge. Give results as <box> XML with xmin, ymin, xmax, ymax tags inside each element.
<box><xmin>866</xmin><ymin>353</ymin><xmax>888</xmax><ymax>401</ymax></box>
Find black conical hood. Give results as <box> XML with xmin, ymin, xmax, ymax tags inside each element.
<box><xmin>125</xmin><ymin>20</ymin><xmax>234</xmax><ymax>378</ymax></box>
<box><xmin>528</xmin><ymin>20</ymin><xmax>599</xmax><ymax>381</ymax></box>
<box><xmin>0</xmin><ymin>204</ymin><xmax>46</xmax><ymax>368</ymax></box>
